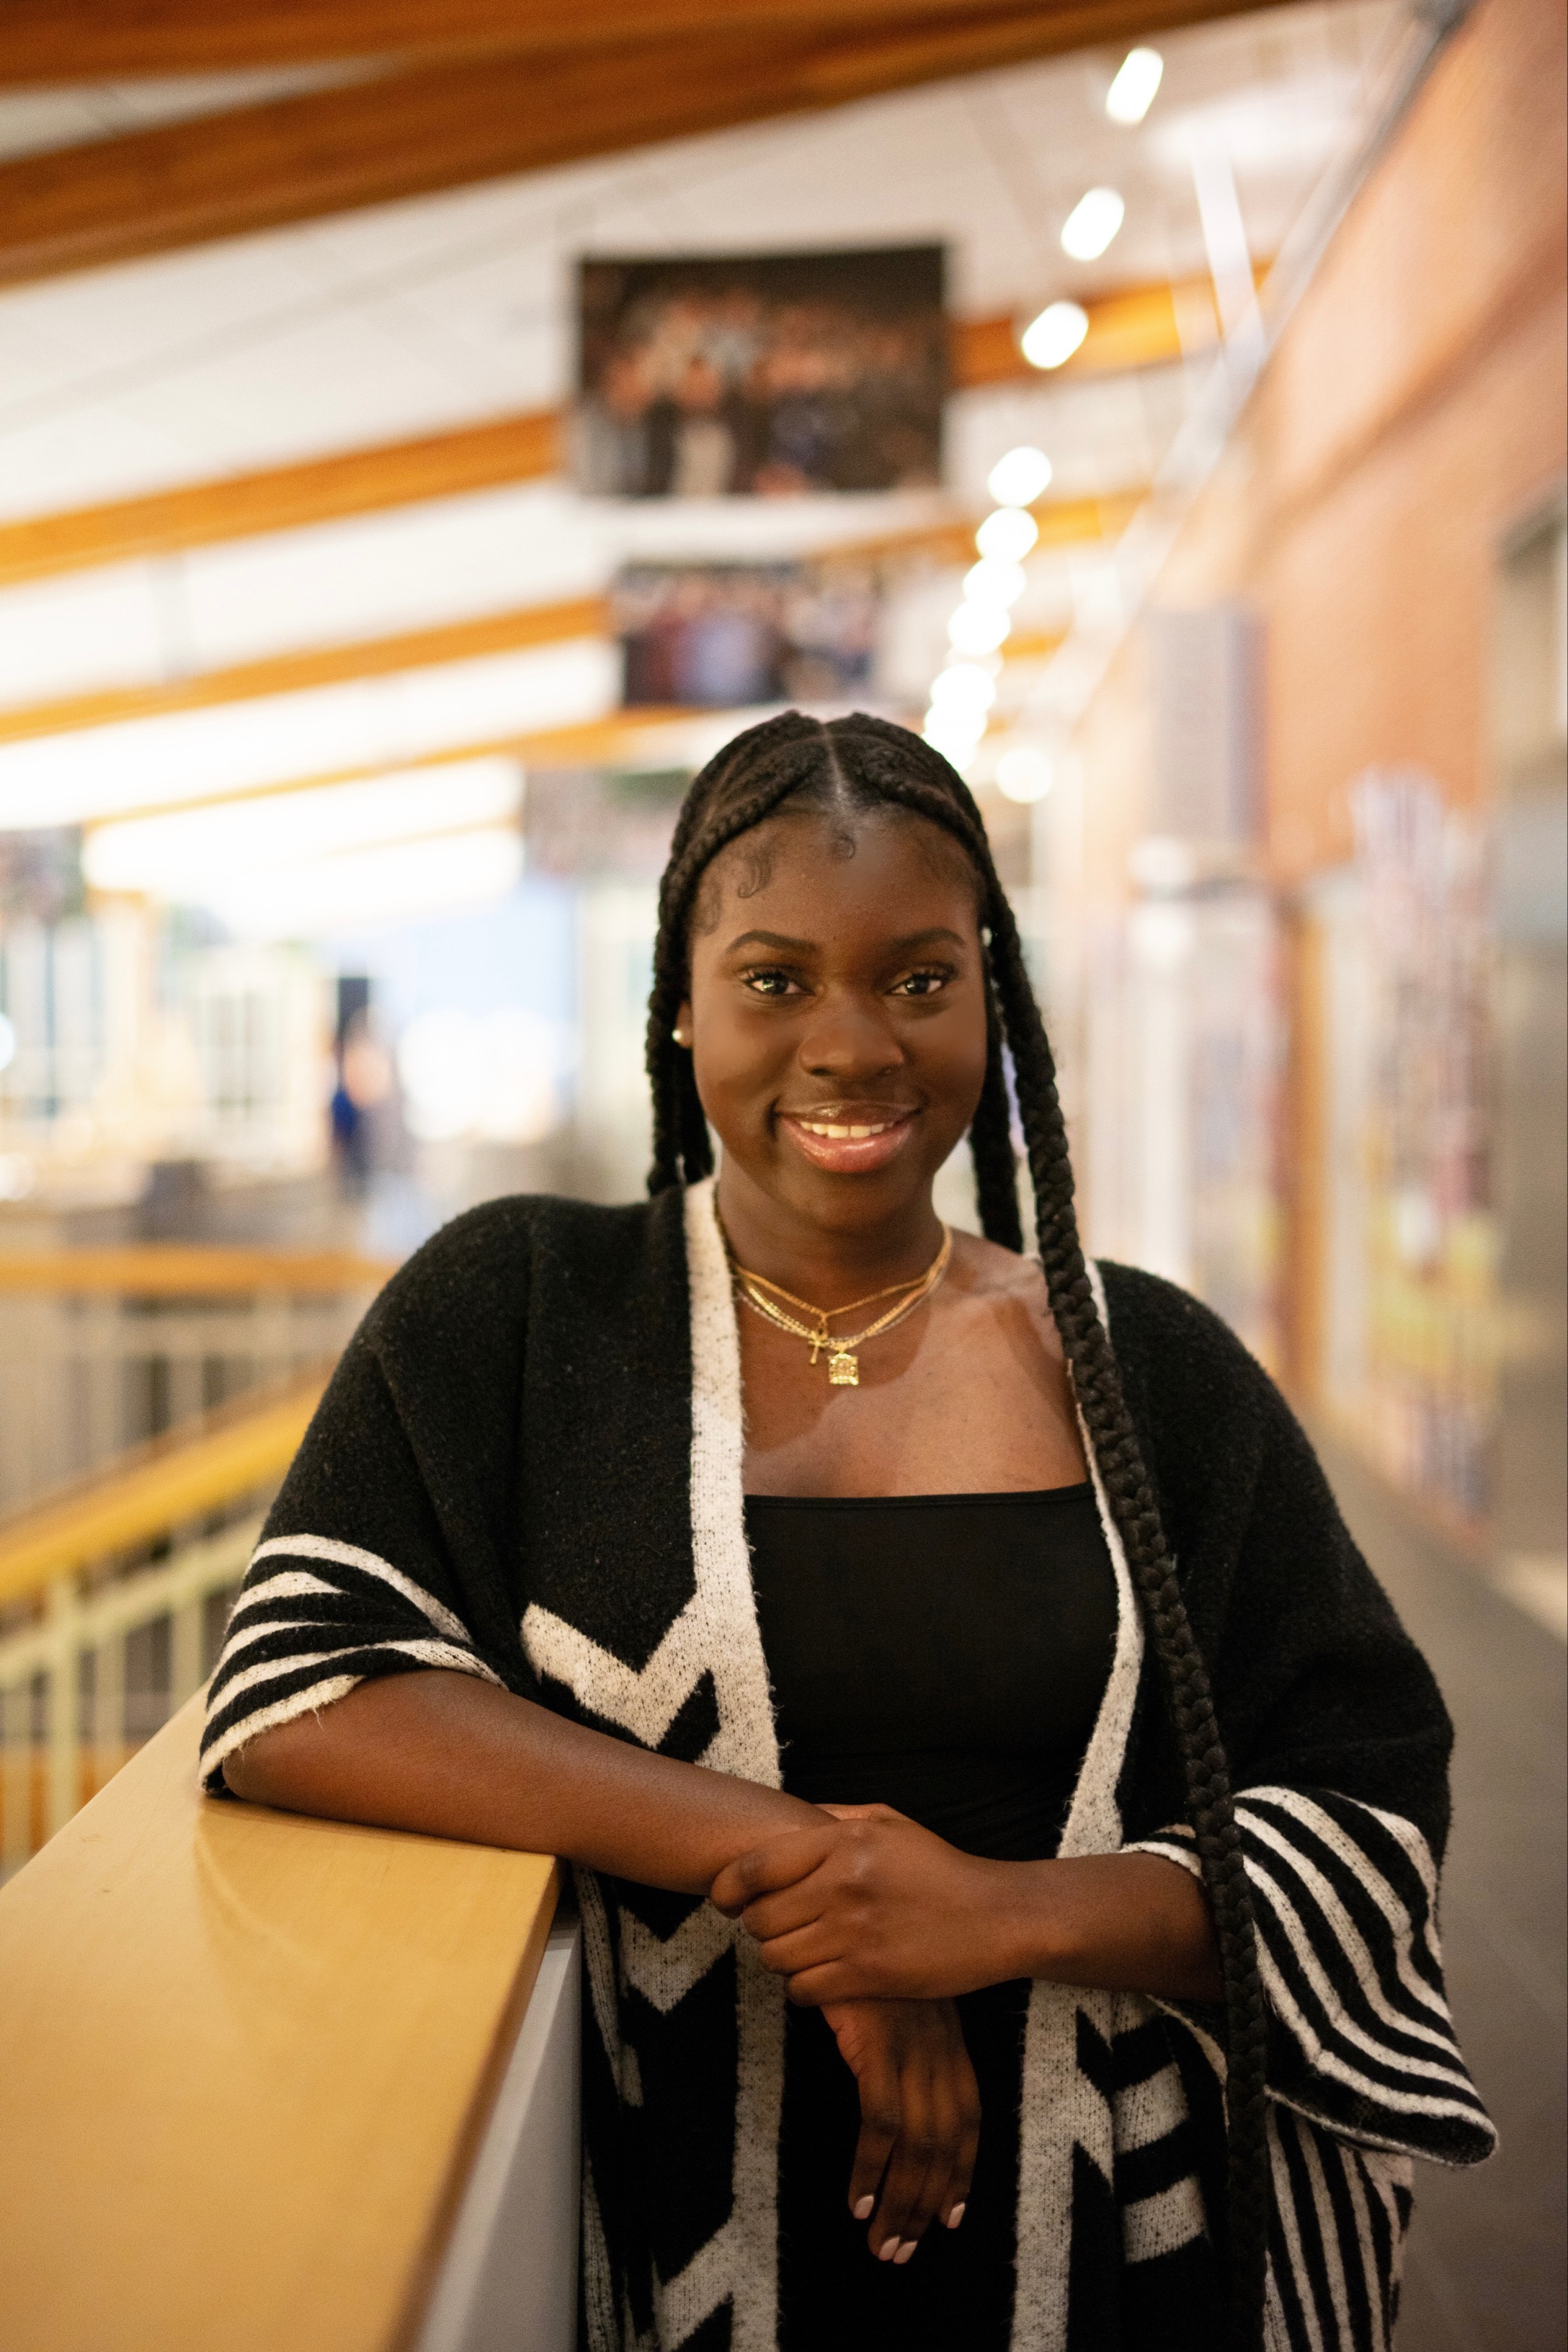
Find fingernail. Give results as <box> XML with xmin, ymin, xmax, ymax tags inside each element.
<box><xmin>946</xmin><ymin>2202</ymin><xmax>966</xmax><ymax>2230</ymax></box>
<box><xmin>894</xmin><ymin>2240</ymin><xmax>917</xmax><ymax>2264</ymax></box>
<box><xmin>853</xmin><ymin>2196</ymin><xmax>875</xmax><ymax>2221</ymax></box>
<box><xmin>878</xmin><ymin>2238</ymin><xmax>901</xmax><ymax>2263</ymax></box>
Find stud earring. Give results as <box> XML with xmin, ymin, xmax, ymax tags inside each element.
<box><xmin>672</xmin><ymin>1026</ymin><xmax>691</xmax><ymax>1047</ymax></box>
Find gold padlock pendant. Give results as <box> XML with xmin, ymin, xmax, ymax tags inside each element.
<box><xmin>827</xmin><ymin>1351</ymin><xmax>860</xmax><ymax>1386</ymax></box>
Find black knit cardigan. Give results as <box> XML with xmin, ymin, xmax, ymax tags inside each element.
<box><xmin>200</xmin><ymin>1180</ymin><xmax>1494</xmax><ymax>2352</ymax></box>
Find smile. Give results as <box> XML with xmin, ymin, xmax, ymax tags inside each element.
<box><xmin>778</xmin><ymin>1108</ymin><xmax>917</xmax><ymax>1175</ymax></box>
<box><xmin>798</xmin><ymin>1119</ymin><xmax>899</xmax><ymax>1139</ymax></box>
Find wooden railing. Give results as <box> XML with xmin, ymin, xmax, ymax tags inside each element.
<box><xmin>0</xmin><ymin>1244</ymin><xmax>393</xmax><ymax>1517</ymax></box>
<box><xmin>0</xmin><ymin>1243</ymin><xmax>581</xmax><ymax>2346</ymax></box>
<box><xmin>0</xmin><ymin>1696</ymin><xmax>577</xmax><ymax>2352</ymax></box>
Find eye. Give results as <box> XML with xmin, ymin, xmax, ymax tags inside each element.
<box><xmin>741</xmin><ymin>966</ymin><xmax>805</xmax><ymax>999</ymax></box>
<box><xmin>891</xmin><ymin>966</ymin><xmax>953</xmax><ymax>999</ymax></box>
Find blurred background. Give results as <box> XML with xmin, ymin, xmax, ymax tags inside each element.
<box><xmin>0</xmin><ymin>0</ymin><xmax>1560</xmax><ymax>2340</ymax></box>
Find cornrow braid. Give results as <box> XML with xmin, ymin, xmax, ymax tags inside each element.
<box><xmin>646</xmin><ymin>710</ymin><xmax>1269</xmax><ymax>2348</ymax></box>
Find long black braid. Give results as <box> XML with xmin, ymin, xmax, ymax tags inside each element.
<box><xmin>646</xmin><ymin>710</ymin><xmax>1270</xmax><ymax>2348</ymax></box>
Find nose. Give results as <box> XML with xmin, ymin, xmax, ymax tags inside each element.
<box><xmin>797</xmin><ymin>992</ymin><xmax>905</xmax><ymax>1083</ymax></box>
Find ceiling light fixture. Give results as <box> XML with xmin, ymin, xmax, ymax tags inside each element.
<box><xmin>1106</xmin><ymin>47</ymin><xmax>1164</xmax><ymax>125</ymax></box>
<box><xmin>963</xmin><ymin>558</ymin><xmax>1028</xmax><ymax>610</ymax></box>
<box><xmin>986</xmin><ymin>446</ymin><xmax>1054</xmax><ymax>507</ymax></box>
<box><xmin>996</xmin><ymin>747</ymin><xmax>1055</xmax><ymax>804</ymax></box>
<box><xmin>1060</xmin><ymin>187</ymin><xmax>1126</xmax><ymax>262</ymax></box>
<box><xmin>948</xmin><ymin>603</ymin><xmax>1012</xmax><ymax>658</ymax></box>
<box><xmin>1020</xmin><ymin>300</ymin><xmax>1090</xmax><ymax>371</ymax></box>
<box><xmin>928</xmin><ymin>664</ymin><xmax>997</xmax><ymax>716</ymax></box>
<box><xmin>975</xmin><ymin>508</ymin><xmax>1040</xmax><ymax>564</ymax></box>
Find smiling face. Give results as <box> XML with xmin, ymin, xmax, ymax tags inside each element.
<box><xmin>679</xmin><ymin>803</ymin><xmax>989</xmax><ymax>1247</ymax></box>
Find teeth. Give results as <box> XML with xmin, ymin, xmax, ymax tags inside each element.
<box><xmin>801</xmin><ymin>1120</ymin><xmax>893</xmax><ymax>1140</ymax></box>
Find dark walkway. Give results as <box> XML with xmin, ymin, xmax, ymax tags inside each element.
<box><xmin>1317</xmin><ymin>1435</ymin><xmax>1567</xmax><ymax>2352</ymax></box>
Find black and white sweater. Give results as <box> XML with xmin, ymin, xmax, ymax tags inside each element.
<box><xmin>200</xmin><ymin>1180</ymin><xmax>1494</xmax><ymax>2351</ymax></box>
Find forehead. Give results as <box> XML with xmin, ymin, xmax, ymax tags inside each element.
<box><xmin>692</xmin><ymin>806</ymin><xmax>980</xmax><ymax>943</ymax></box>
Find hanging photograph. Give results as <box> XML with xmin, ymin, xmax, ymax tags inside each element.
<box><xmin>613</xmin><ymin>561</ymin><xmax>880</xmax><ymax>709</ymax></box>
<box><xmin>575</xmin><ymin>245</ymin><xmax>945</xmax><ymax>497</ymax></box>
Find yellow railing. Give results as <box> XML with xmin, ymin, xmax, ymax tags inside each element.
<box><xmin>0</xmin><ymin>1694</ymin><xmax>561</xmax><ymax>2352</ymax></box>
<box><xmin>0</xmin><ymin>1368</ymin><xmax>329</xmax><ymax>1871</ymax></box>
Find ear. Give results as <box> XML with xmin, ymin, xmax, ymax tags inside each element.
<box><xmin>674</xmin><ymin>995</ymin><xmax>694</xmax><ymax>1046</ymax></box>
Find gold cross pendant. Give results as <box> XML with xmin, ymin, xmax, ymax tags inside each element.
<box><xmin>827</xmin><ymin>1350</ymin><xmax>860</xmax><ymax>1386</ymax></box>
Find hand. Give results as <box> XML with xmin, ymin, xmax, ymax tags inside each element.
<box><xmin>712</xmin><ymin>1803</ymin><xmax>1013</xmax><ymax>2005</ymax></box>
<box><xmin>818</xmin><ymin>1996</ymin><xmax>980</xmax><ymax>2263</ymax></box>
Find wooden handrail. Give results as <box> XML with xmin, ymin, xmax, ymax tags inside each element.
<box><xmin>0</xmin><ymin>1370</ymin><xmax>327</xmax><ymax>1607</ymax></box>
<box><xmin>0</xmin><ymin>1245</ymin><xmax>397</xmax><ymax>1295</ymax></box>
<box><xmin>0</xmin><ymin>1695</ymin><xmax>559</xmax><ymax>2352</ymax></box>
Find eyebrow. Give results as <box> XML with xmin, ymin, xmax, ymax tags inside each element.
<box><xmin>723</xmin><ymin>926</ymin><xmax>970</xmax><ymax>957</ymax></box>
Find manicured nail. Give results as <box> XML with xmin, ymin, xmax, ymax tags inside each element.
<box><xmin>878</xmin><ymin>2237</ymin><xmax>901</xmax><ymax>2263</ymax></box>
<box><xmin>894</xmin><ymin>2240</ymin><xmax>917</xmax><ymax>2264</ymax></box>
<box><xmin>946</xmin><ymin>2203</ymin><xmax>966</xmax><ymax>2230</ymax></box>
<box><xmin>853</xmin><ymin>2196</ymin><xmax>875</xmax><ymax>2221</ymax></box>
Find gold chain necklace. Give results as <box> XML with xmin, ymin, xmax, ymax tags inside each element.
<box><xmin>726</xmin><ymin>1225</ymin><xmax>953</xmax><ymax>1386</ymax></box>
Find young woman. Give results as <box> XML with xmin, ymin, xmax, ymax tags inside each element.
<box><xmin>205</xmin><ymin>713</ymin><xmax>1492</xmax><ymax>2352</ymax></box>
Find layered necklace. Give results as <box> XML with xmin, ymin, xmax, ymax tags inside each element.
<box><xmin>726</xmin><ymin>1223</ymin><xmax>953</xmax><ymax>1387</ymax></box>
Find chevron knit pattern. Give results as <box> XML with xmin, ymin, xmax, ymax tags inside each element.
<box><xmin>197</xmin><ymin>1182</ymin><xmax>1493</xmax><ymax>2351</ymax></box>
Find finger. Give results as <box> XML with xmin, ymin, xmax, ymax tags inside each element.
<box><xmin>903</xmin><ymin>2045</ymin><xmax>963</xmax><ymax>2253</ymax></box>
<box><xmin>710</xmin><ymin>1826</ymin><xmax>835</xmax><ymax>1915</ymax></box>
<box><xmin>845</xmin><ymin>2052</ymin><xmax>900</xmax><ymax>2235</ymax></box>
<box><xmin>753</xmin><ymin>1923</ymin><xmax>839</xmax><ymax>1977</ymax></box>
<box><xmin>783</xmin><ymin>1960</ymin><xmax>863</xmax><ymax>2006</ymax></box>
<box><xmin>872</xmin><ymin>2061</ymin><xmax>940</xmax><ymax>2263</ymax></box>
<box><xmin>945</xmin><ymin>2061</ymin><xmax>981</xmax><ymax>2231</ymax></box>
<box><xmin>735</xmin><ymin>1880</ymin><xmax>826</xmax><ymax>1943</ymax></box>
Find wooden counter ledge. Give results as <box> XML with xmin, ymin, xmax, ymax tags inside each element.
<box><xmin>0</xmin><ymin>1695</ymin><xmax>559</xmax><ymax>2352</ymax></box>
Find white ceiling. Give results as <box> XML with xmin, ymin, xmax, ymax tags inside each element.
<box><xmin>0</xmin><ymin>0</ymin><xmax>1400</xmax><ymax>520</ymax></box>
<box><xmin>0</xmin><ymin>0</ymin><xmax>1407</xmax><ymax>835</ymax></box>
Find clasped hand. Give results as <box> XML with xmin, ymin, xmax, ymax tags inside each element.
<box><xmin>712</xmin><ymin>1804</ymin><xmax>1010</xmax><ymax>2261</ymax></box>
<box><xmin>711</xmin><ymin>1801</ymin><xmax>1012</xmax><ymax>2005</ymax></box>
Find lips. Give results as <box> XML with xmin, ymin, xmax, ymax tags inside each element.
<box><xmin>777</xmin><ymin>1106</ymin><xmax>918</xmax><ymax>1176</ymax></box>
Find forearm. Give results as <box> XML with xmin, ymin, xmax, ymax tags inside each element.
<box><xmin>993</xmin><ymin>1852</ymin><xmax>1222</xmax><ymax>2003</ymax></box>
<box><xmin>220</xmin><ymin>1667</ymin><xmax>821</xmax><ymax>1894</ymax></box>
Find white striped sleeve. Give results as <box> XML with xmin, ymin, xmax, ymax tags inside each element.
<box><xmin>1126</xmin><ymin>1784</ymin><xmax>1495</xmax><ymax>2166</ymax></box>
<box><xmin>199</xmin><ymin>1533</ymin><xmax>502</xmax><ymax>1791</ymax></box>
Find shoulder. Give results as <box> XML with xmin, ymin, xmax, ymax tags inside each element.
<box><xmin>364</xmin><ymin>1190</ymin><xmax>679</xmax><ymax>1358</ymax></box>
<box><xmin>1092</xmin><ymin>1257</ymin><xmax>1303</xmax><ymax>1492</ymax></box>
<box><xmin>1096</xmin><ymin>1258</ymin><xmax>1268</xmax><ymax>1387</ymax></box>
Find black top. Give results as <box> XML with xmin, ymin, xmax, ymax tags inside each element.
<box><xmin>747</xmin><ymin>1484</ymin><xmax>1119</xmax><ymax>2350</ymax></box>
<box><xmin>746</xmin><ymin>1484</ymin><xmax>1118</xmax><ymax>1859</ymax></box>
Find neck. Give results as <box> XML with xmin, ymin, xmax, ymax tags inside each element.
<box><xmin>713</xmin><ymin>1161</ymin><xmax>945</xmax><ymax>1307</ymax></box>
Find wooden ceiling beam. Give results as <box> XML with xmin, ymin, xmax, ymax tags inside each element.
<box><xmin>0</xmin><ymin>410</ymin><xmax>564</xmax><ymax>592</ymax></box>
<box><xmin>0</xmin><ymin>1</ymin><xmax>989</xmax><ymax>83</ymax></box>
<box><xmin>0</xmin><ymin>491</ymin><xmax>1136</xmax><ymax>749</ymax></box>
<box><xmin>0</xmin><ymin>277</ymin><xmax>1211</xmax><ymax>592</ymax></box>
<box><xmin>0</xmin><ymin>0</ymin><xmax>1273</xmax><ymax>288</ymax></box>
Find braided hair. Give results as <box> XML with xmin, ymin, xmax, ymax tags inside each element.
<box><xmin>646</xmin><ymin>710</ymin><xmax>1269</xmax><ymax>2347</ymax></box>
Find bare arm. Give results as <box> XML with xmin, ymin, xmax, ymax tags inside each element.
<box><xmin>221</xmin><ymin>1667</ymin><xmax>824</xmax><ymax>1894</ymax></box>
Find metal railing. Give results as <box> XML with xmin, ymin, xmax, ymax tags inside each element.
<box><xmin>0</xmin><ymin>1243</ymin><xmax>393</xmax><ymax>1869</ymax></box>
<box><xmin>0</xmin><ymin>1246</ymin><xmax>392</xmax><ymax>1517</ymax></box>
<box><xmin>0</xmin><ymin>1346</ymin><xmax>344</xmax><ymax>1876</ymax></box>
